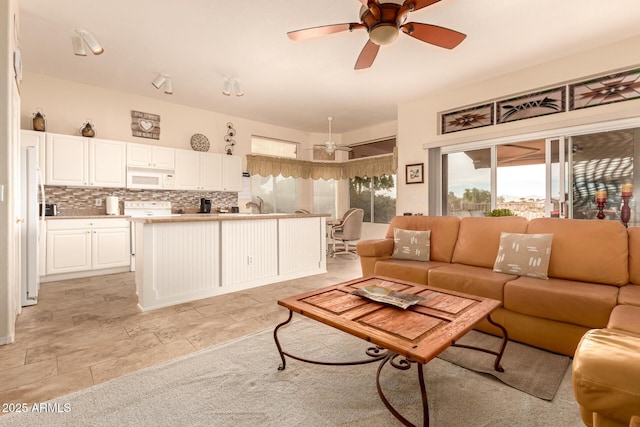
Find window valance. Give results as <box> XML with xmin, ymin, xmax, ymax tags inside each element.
<box><xmin>246</xmin><ymin>149</ymin><xmax>397</xmax><ymax>180</ymax></box>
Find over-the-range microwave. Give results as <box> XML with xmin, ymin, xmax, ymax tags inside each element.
<box><xmin>127</xmin><ymin>169</ymin><xmax>175</xmax><ymax>189</ymax></box>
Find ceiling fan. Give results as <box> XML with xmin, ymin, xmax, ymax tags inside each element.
<box><xmin>314</xmin><ymin>117</ymin><xmax>352</xmax><ymax>155</ymax></box>
<box><xmin>287</xmin><ymin>0</ymin><xmax>466</xmax><ymax>70</ymax></box>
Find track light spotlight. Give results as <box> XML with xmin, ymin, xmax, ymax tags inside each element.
<box><xmin>72</xmin><ymin>30</ymin><xmax>104</xmax><ymax>56</ymax></box>
<box><xmin>151</xmin><ymin>74</ymin><xmax>172</xmax><ymax>95</ymax></box>
<box><xmin>222</xmin><ymin>77</ymin><xmax>243</xmax><ymax>97</ymax></box>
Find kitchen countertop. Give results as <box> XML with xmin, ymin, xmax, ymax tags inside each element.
<box><xmin>129</xmin><ymin>212</ymin><xmax>330</xmax><ymax>224</ymax></box>
<box><xmin>45</xmin><ymin>215</ymin><xmax>131</xmax><ymax>220</ymax></box>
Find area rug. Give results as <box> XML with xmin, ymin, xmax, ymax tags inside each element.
<box><xmin>438</xmin><ymin>329</ymin><xmax>571</xmax><ymax>400</ymax></box>
<box><xmin>0</xmin><ymin>318</ymin><xmax>582</xmax><ymax>427</ymax></box>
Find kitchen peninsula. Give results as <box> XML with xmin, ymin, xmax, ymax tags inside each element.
<box><xmin>130</xmin><ymin>213</ymin><xmax>328</xmax><ymax>311</ymax></box>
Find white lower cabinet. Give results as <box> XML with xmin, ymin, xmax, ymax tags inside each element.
<box><xmin>221</xmin><ymin>219</ymin><xmax>278</xmax><ymax>287</ymax></box>
<box><xmin>46</xmin><ymin>218</ymin><xmax>130</xmax><ymax>275</ymax></box>
<box><xmin>279</xmin><ymin>217</ymin><xmax>323</xmax><ymax>276</ymax></box>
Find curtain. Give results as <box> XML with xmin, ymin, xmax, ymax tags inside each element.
<box><xmin>246</xmin><ymin>148</ymin><xmax>397</xmax><ymax>180</ymax></box>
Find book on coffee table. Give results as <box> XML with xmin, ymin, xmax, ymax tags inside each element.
<box><xmin>352</xmin><ymin>285</ymin><xmax>422</xmax><ymax>309</ymax></box>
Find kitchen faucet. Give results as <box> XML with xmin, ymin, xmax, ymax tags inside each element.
<box><xmin>245</xmin><ymin>196</ymin><xmax>263</xmax><ymax>213</ymax></box>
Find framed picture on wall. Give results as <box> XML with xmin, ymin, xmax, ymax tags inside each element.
<box><xmin>406</xmin><ymin>163</ymin><xmax>424</xmax><ymax>184</ymax></box>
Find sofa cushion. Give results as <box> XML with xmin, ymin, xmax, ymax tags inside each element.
<box><xmin>618</xmin><ymin>284</ymin><xmax>640</xmax><ymax>306</ymax></box>
<box><xmin>384</xmin><ymin>216</ymin><xmax>460</xmax><ymax>263</ymax></box>
<box><xmin>573</xmin><ymin>329</ymin><xmax>640</xmax><ymax>427</ymax></box>
<box><xmin>504</xmin><ymin>276</ymin><xmax>618</xmax><ymax>329</ymax></box>
<box><xmin>493</xmin><ymin>232</ymin><xmax>553</xmax><ymax>279</ymax></box>
<box><xmin>374</xmin><ymin>259</ymin><xmax>448</xmax><ymax>285</ymax></box>
<box><xmin>527</xmin><ymin>218</ymin><xmax>629</xmax><ymax>286</ymax></box>
<box><xmin>629</xmin><ymin>227</ymin><xmax>640</xmax><ymax>285</ymax></box>
<box><xmin>451</xmin><ymin>216</ymin><xmax>529</xmax><ymax>268</ymax></box>
<box><xmin>427</xmin><ymin>263</ymin><xmax>516</xmax><ymax>302</ymax></box>
<box><xmin>607</xmin><ymin>304</ymin><xmax>640</xmax><ymax>336</ymax></box>
<box><xmin>391</xmin><ymin>228</ymin><xmax>431</xmax><ymax>261</ymax></box>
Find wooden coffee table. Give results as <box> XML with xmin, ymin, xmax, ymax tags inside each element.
<box><xmin>273</xmin><ymin>275</ymin><xmax>508</xmax><ymax>427</ymax></box>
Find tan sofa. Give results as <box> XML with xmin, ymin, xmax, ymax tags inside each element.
<box><xmin>357</xmin><ymin>215</ymin><xmax>640</xmax><ymax>356</ymax></box>
<box><xmin>358</xmin><ymin>215</ymin><xmax>640</xmax><ymax>427</ymax></box>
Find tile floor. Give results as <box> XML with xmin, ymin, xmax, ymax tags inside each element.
<box><xmin>0</xmin><ymin>256</ymin><xmax>362</xmax><ymax>408</ymax></box>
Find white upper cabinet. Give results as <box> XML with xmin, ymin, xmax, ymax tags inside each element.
<box><xmin>20</xmin><ymin>130</ymin><xmax>46</xmax><ymax>178</ymax></box>
<box><xmin>46</xmin><ymin>134</ymin><xmax>89</xmax><ymax>186</ymax></box>
<box><xmin>201</xmin><ymin>152</ymin><xmax>224</xmax><ymax>191</ymax></box>
<box><xmin>90</xmin><ymin>138</ymin><xmax>126</xmax><ymax>187</ymax></box>
<box><xmin>222</xmin><ymin>155</ymin><xmax>243</xmax><ymax>192</ymax></box>
<box><xmin>45</xmin><ymin>133</ymin><xmax>125</xmax><ymax>188</ymax></box>
<box><xmin>127</xmin><ymin>143</ymin><xmax>175</xmax><ymax>169</ymax></box>
<box><xmin>174</xmin><ymin>149</ymin><xmax>223</xmax><ymax>191</ymax></box>
<box><xmin>174</xmin><ymin>149</ymin><xmax>201</xmax><ymax>190</ymax></box>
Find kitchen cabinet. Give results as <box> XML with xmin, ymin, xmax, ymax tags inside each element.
<box><xmin>222</xmin><ymin>155</ymin><xmax>243</xmax><ymax>191</ymax></box>
<box><xmin>279</xmin><ymin>216</ymin><xmax>323</xmax><ymax>276</ymax></box>
<box><xmin>46</xmin><ymin>218</ymin><xmax>130</xmax><ymax>275</ymax></box>
<box><xmin>174</xmin><ymin>149</ymin><xmax>223</xmax><ymax>191</ymax></box>
<box><xmin>221</xmin><ymin>219</ymin><xmax>278</xmax><ymax>288</ymax></box>
<box><xmin>45</xmin><ymin>133</ymin><xmax>126</xmax><ymax>188</ymax></box>
<box><xmin>127</xmin><ymin>143</ymin><xmax>175</xmax><ymax>169</ymax></box>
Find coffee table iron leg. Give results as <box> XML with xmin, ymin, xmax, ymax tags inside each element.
<box><xmin>274</xmin><ymin>310</ymin><xmax>388</xmax><ymax>371</ymax></box>
<box><xmin>450</xmin><ymin>314</ymin><xmax>509</xmax><ymax>372</ymax></box>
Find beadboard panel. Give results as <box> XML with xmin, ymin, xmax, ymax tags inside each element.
<box><xmin>221</xmin><ymin>219</ymin><xmax>278</xmax><ymax>289</ymax></box>
<box><xmin>279</xmin><ymin>217</ymin><xmax>323</xmax><ymax>276</ymax></box>
<box><xmin>139</xmin><ymin>221</ymin><xmax>220</xmax><ymax>309</ymax></box>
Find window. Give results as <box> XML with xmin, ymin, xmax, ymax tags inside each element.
<box><xmin>349</xmin><ymin>176</ymin><xmax>396</xmax><ymax>223</ymax></box>
<box><xmin>251</xmin><ymin>136</ymin><xmax>298</xmax><ymax>158</ymax></box>
<box><xmin>347</xmin><ymin>137</ymin><xmax>397</xmax><ymax>223</ymax></box>
<box><xmin>313</xmin><ymin>179</ymin><xmax>337</xmax><ymax>219</ymax></box>
<box><xmin>250</xmin><ymin>136</ymin><xmax>299</xmax><ymax>212</ymax></box>
<box><xmin>251</xmin><ymin>174</ymin><xmax>300</xmax><ymax>213</ymax></box>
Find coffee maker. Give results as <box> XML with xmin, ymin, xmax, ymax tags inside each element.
<box><xmin>200</xmin><ymin>198</ymin><xmax>212</xmax><ymax>213</ymax></box>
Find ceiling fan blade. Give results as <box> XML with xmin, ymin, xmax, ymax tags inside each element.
<box><xmin>400</xmin><ymin>22</ymin><xmax>466</xmax><ymax>49</ymax></box>
<box><xmin>336</xmin><ymin>146</ymin><xmax>353</xmax><ymax>151</ymax></box>
<box><xmin>287</xmin><ymin>23</ymin><xmax>356</xmax><ymax>41</ymax></box>
<box><xmin>354</xmin><ymin>40</ymin><xmax>380</xmax><ymax>70</ymax></box>
<box><xmin>403</xmin><ymin>0</ymin><xmax>441</xmax><ymax>12</ymax></box>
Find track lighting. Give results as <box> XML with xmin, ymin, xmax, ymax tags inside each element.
<box><xmin>151</xmin><ymin>74</ymin><xmax>173</xmax><ymax>95</ymax></box>
<box><xmin>222</xmin><ymin>78</ymin><xmax>243</xmax><ymax>97</ymax></box>
<box><xmin>71</xmin><ymin>29</ymin><xmax>104</xmax><ymax>56</ymax></box>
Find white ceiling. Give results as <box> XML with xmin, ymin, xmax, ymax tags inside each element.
<box><xmin>17</xmin><ymin>0</ymin><xmax>640</xmax><ymax>133</ymax></box>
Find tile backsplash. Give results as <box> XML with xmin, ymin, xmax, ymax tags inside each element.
<box><xmin>44</xmin><ymin>186</ymin><xmax>238</xmax><ymax>216</ymax></box>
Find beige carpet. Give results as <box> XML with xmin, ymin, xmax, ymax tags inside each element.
<box><xmin>0</xmin><ymin>318</ymin><xmax>583</xmax><ymax>427</ymax></box>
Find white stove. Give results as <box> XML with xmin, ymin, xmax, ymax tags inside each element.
<box><xmin>125</xmin><ymin>201</ymin><xmax>172</xmax><ymax>271</ymax></box>
<box><xmin>124</xmin><ymin>201</ymin><xmax>172</xmax><ymax>217</ymax></box>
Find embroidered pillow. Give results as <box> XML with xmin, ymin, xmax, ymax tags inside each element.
<box><xmin>493</xmin><ymin>232</ymin><xmax>553</xmax><ymax>279</ymax></box>
<box><xmin>391</xmin><ymin>228</ymin><xmax>431</xmax><ymax>262</ymax></box>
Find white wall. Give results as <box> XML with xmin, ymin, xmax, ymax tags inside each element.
<box><xmin>0</xmin><ymin>0</ymin><xmax>20</xmax><ymax>345</ymax></box>
<box><xmin>20</xmin><ymin>72</ymin><xmax>316</xmax><ymax>171</ymax></box>
<box><xmin>396</xmin><ymin>35</ymin><xmax>640</xmax><ymax>215</ymax></box>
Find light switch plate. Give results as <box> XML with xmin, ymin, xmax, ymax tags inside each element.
<box><xmin>0</xmin><ymin>185</ymin><xmax>4</xmax><ymax>202</ymax></box>
<box><xmin>95</xmin><ymin>198</ymin><xmax>102</xmax><ymax>207</ymax></box>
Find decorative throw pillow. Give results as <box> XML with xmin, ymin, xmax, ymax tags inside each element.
<box><xmin>391</xmin><ymin>228</ymin><xmax>431</xmax><ymax>262</ymax></box>
<box><xmin>493</xmin><ymin>232</ymin><xmax>553</xmax><ymax>279</ymax></box>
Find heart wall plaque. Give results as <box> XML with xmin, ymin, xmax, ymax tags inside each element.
<box><xmin>131</xmin><ymin>110</ymin><xmax>160</xmax><ymax>139</ymax></box>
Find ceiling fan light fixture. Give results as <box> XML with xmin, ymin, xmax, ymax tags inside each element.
<box><xmin>369</xmin><ymin>24</ymin><xmax>399</xmax><ymax>45</ymax></box>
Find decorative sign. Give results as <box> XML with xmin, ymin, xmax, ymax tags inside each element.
<box><xmin>497</xmin><ymin>87</ymin><xmax>566</xmax><ymax>124</ymax></box>
<box><xmin>569</xmin><ymin>68</ymin><xmax>640</xmax><ymax>110</ymax></box>
<box><xmin>131</xmin><ymin>110</ymin><xmax>160</xmax><ymax>139</ymax></box>
<box><xmin>441</xmin><ymin>103</ymin><xmax>494</xmax><ymax>134</ymax></box>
